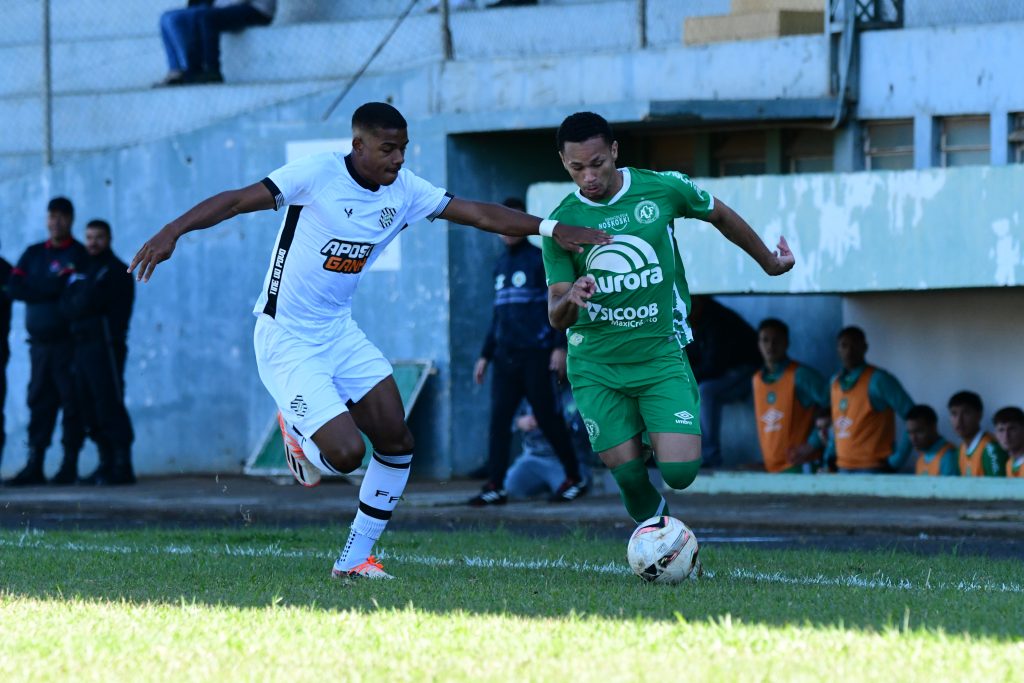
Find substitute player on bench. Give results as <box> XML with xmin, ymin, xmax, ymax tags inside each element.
<box><xmin>542</xmin><ymin>112</ymin><xmax>794</xmax><ymax>529</ymax></box>
<box><xmin>129</xmin><ymin>102</ymin><xmax>611</xmax><ymax>580</ymax></box>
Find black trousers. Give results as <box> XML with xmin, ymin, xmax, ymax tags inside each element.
<box><xmin>487</xmin><ymin>348</ymin><xmax>580</xmax><ymax>487</ymax></box>
<box><xmin>27</xmin><ymin>339</ymin><xmax>85</xmax><ymax>455</ymax></box>
<box><xmin>0</xmin><ymin>347</ymin><xmax>7</xmax><ymax>466</ymax></box>
<box><xmin>74</xmin><ymin>337</ymin><xmax>134</xmax><ymax>451</ymax></box>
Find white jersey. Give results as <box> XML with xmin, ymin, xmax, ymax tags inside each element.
<box><xmin>254</xmin><ymin>152</ymin><xmax>451</xmax><ymax>343</ymax></box>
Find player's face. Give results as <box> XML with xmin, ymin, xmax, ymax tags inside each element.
<box><xmin>559</xmin><ymin>137</ymin><xmax>619</xmax><ymax>201</ymax></box>
<box><xmin>46</xmin><ymin>210</ymin><xmax>72</xmax><ymax>242</ymax></box>
<box><xmin>353</xmin><ymin>126</ymin><xmax>408</xmax><ymax>186</ymax></box>
<box><xmin>84</xmin><ymin>226</ymin><xmax>110</xmax><ymax>257</ymax></box>
<box><xmin>949</xmin><ymin>405</ymin><xmax>981</xmax><ymax>440</ymax></box>
<box><xmin>906</xmin><ymin>418</ymin><xmax>937</xmax><ymax>450</ymax></box>
<box><xmin>836</xmin><ymin>335</ymin><xmax>866</xmax><ymax>369</ymax></box>
<box><xmin>757</xmin><ymin>327</ymin><xmax>788</xmax><ymax>366</ymax></box>
<box><xmin>995</xmin><ymin>421</ymin><xmax>1024</xmax><ymax>453</ymax></box>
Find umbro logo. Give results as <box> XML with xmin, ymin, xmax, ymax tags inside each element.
<box><xmin>760</xmin><ymin>407</ymin><xmax>784</xmax><ymax>433</ymax></box>
<box><xmin>344</xmin><ymin>208</ymin><xmax>353</xmax><ymax>218</ymax></box>
<box><xmin>379</xmin><ymin>207</ymin><xmax>397</xmax><ymax>229</ymax></box>
<box><xmin>674</xmin><ymin>410</ymin><xmax>694</xmax><ymax>425</ymax></box>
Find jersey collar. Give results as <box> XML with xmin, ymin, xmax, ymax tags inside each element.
<box><xmin>574</xmin><ymin>168</ymin><xmax>631</xmax><ymax>207</ymax></box>
<box><xmin>344</xmin><ymin>154</ymin><xmax>381</xmax><ymax>192</ymax></box>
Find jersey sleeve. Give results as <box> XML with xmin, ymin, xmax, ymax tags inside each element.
<box><xmin>868</xmin><ymin>368</ymin><xmax>915</xmax><ymax>418</ymax></box>
<box><xmin>656</xmin><ymin>171</ymin><xmax>715</xmax><ymax>220</ymax></box>
<box><xmin>541</xmin><ymin>217</ymin><xmax>577</xmax><ymax>286</ymax></box>
<box><xmin>400</xmin><ymin>170</ymin><xmax>453</xmax><ymax>224</ymax></box>
<box><xmin>262</xmin><ymin>152</ymin><xmax>338</xmax><ymax>210</ymax></box>
<box><xmin>983</xmin><ymin>441</ymin><xmax>1009</xmax><ymax>476</ymax></box>
<box><xmin>795</xmin><ymin>365</ymin><xmax>829</xmax><ymax>409</ymax></box>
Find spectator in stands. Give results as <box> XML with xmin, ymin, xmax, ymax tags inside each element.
<box><xmin>822</xmin><ymin>326</ymin><xmax>914</xmax><ymax>473</ymax></box>
<box><xmin>469</xmin><ymin>198</ymin><xmax>586</xmax><ymax>506</ymax></box>
<box><xmin>0</xmin><ymin>243</ymin><xmax>11</xmax><ymax>471</ymax></box>
<box><xmin>949</xmin><ymin>391</ymin><xmax>1008</xmax><ymax>476</ymax></box>
<box><xmin>4</xmin><ymin>197</ymin><xmax>88</xmax><ymax>486</ymax></box>
<box><xmin>992</xmin><ymin>406</ymin><xmax>1024</xmax><ymax>478</ymax></box>
<box><xmin>505</xmin><ymin>388</ymin><xmax>592</xmax><ymax>500</ymax></box>
<box><xmin>157</xmin><ymin>0</ymin><xmax>275</xmax><ymax>86</ymax></box>
<box><xmin>61</xmin><ymin>220</ymin><xmax>136</xmax><ymax>485</ymax></box>
<box><xmin>905</xmin><ymin>404</ymin><xmax>957</xmax><ymax>476</ymax></box>
<box><xmin>750</xmin><ymin>318</ymin><xmax>827</xmax><ymax>473</ymax></box>
<box><xmin>687</xmin><ymin>295</ymin><xmax>761</xmax><ymax>468</ymax></box>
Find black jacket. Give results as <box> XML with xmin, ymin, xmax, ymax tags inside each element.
<box><xmin>60</xmin><ymin>249</ymin><xmax>135</xmax><ymax>345</ymax></box>
<box><xmin>0</xmin><ymin>256</ymin><xmax>11</xmax><ymax>357</ymax></box>
<box><xmin>480</xmin><ymin>240</ymin><xmax>564</xmax><ymax>359</ymax></box>
<box><xmin>8</xmin><ymin>239</ymin><xmax>88</xmax><ymax>343</ymax></box>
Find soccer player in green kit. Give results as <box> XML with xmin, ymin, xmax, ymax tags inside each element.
<box><xmin>542</xmin><ymin>112</ymin><xmax>795</xmax><ymax>530</ymax></box>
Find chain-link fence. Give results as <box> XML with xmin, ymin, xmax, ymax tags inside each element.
<box><xmin>3</xmin><ymin>0</ymin><xmax>1021</xmax><ymax>177</ymax></box>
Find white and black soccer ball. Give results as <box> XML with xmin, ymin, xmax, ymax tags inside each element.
<box><xmin>626</xmin><ymin>515</ymin><xmax>700</xmax><ymax>584</ymax></box>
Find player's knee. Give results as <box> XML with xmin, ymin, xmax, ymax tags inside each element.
<box><xmin>658</xmin><ymin>460</ymin><xmax>701</xmax><ymax>491</ymax></box>
<box><xmin>321</xmin><ymin>437</ymin><xmax>366</xmax><ymax>474</ymax></box>
<box><xmin>372</xmin><ymin>425</ymin><xmax>414</xmax><ymax>455</ymax></box>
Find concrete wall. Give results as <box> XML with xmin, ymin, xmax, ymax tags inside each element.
<box><xmin>843</xmin><ymin>289</ymin><xmax>1024</xmax><ymax>442</ymax></box>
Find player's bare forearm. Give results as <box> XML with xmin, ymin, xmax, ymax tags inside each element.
<box><xmin>440</xmin><ymin>198</ymin><xmax>612</xmax><ymax>253</ymax></box>
<box><xmin>547</xmin><ymin>276</ymin><xmax>596</xmax><ymax>330</ymax></box>
<box><xmin>130</xmin><ymin>182</ymin><xmax>274</xmax><ymax>282</ymax></box>
<box><xmin>707</xmin><ymin>199</ymin><xmax>794</xmax><ymax>276</ymax></box>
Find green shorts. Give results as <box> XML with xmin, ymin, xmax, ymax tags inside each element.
<box><xmin>567</xmin><ymin>344</ymin><xmax>701</xmax><ymax>453</ymax></box>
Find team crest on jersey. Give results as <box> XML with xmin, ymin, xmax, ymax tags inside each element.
<box><xmin>320</xmin><ymin>239</ymin><xmax>374</xmax><ymax>274</ymax></box>
<box><xmin>379</xmin><ymin>207</ymin><xmax>397</xmax><ymax>229</ymax></box>
<box><xmin>634</xmin><ymin>200</ymin><xmax>660</xmax><ymax>225</ymax></box>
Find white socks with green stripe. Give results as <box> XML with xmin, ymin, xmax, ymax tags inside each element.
<box><xmin>335</xmin><ymin>450</ymin><xmax>413</xmax><ymax>572</ymax></box>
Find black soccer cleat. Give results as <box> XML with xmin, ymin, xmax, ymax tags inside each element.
<box><xmin>549</xmin><ymin>478</ymin><xmax>588</xmax><ymax>503</ymax></box>
<box><xmin>468</xmin><ymin>484</ymin><xmax>507</xmax><ymax>507</ymax></box>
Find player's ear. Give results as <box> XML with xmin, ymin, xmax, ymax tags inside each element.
<box><xmin>558</xmin><ymin>150</ymin><xmax>569</xmax><ymax>170</ymax></box>
<box><xmin>610</xmin><ymin>140</ymin><xmax>619</xmax><ymax>163</ymax></box>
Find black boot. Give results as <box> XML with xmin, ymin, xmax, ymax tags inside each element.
<box><xmin>4</xmin><ymin>449</ymin><xmax>47</xmax><ymax>487</ymax></box>
<box><xmin>50</xmin><ymin>450</ymin><xmax>80</xmax><ymax>485</ymax></box>
<box><xmin>79</xmin><ymin>444</ymin><xmax>114</xmax><ymax>486</ymax></box>
<box><xmin>101</xmin><ymin>447</ymin><xmax>136</xmax><ymax>486</ymax></box>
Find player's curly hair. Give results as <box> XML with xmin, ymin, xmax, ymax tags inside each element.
<box><xmin>556</xmin><ymin>112</ymin><xmax>614</xmax><ymax>151</ymax></box>
<box><xmin>352</xmin><ymin>102</ymin><xmax>407</xmax><ymax>131</ymax></box>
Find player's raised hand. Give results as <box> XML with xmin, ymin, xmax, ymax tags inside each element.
<box><xmin>128</xmin><ymin>225</ymin><xmax>179</xmax><ymax>282</ymax></box>
<box><xmin>764</xmin><ymin>235</ymin><xmax>795</xmax><ymax>276</ymax></box>
<box><xmin>567</xmin><ymin>274</ymin><xmax>597</xmax><ymax>306</ymax></box>
<box><xmin>553</xmin><ymin>223</ymin><xmax>612</xmax><ymax>254</ymax></box>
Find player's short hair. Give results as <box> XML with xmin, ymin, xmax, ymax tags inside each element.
<box><xmin>992</xmin><ymin>406</ymin><xmax>1024</xmax><ymax>426</ymax></box>
<box><xmin>47</xmin><ymin>196</ymin><xmax>74</xmax><ymax>217</ymax></box>
<box><xmin>86</xmin><ymin>219</ymin><xmax>111</xmax><ymax>236</ymax></box>
<box><xmin>906</xmin><ymin>404</ymin><xmax>938</xmax><ymax>425</ymax></box>
<box><xmin>502</xmin><ymin>197</ymin><xmax>525</xmax><ymax>211</ymax></box>
<box><xmin>556</xmin><ymin>112</ymin><xmax>614</xmax><ymax>151</ymax></box>
<box><xmin>948</xmin><ymin>390</ymin><xmax>983</xmax><ymax>413</ymax></box>
<box><xmin>837</xmin><ymin>326</ymin><xmax>866</xmax><ymax>344</ymax></box>
<box><xmin>757</xmin><ymin>318</ymin><xmax>789</xmax><ymax>338</ymax></box>
<box><xmin>352</xmin><ymin>102</ymin><xmax>407</xmax><ymax>132</ymax></box>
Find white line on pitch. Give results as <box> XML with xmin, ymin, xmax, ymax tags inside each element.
<box><xmin>2</xmin><ymin>535</ymin><xmax>1022</xmax><ymax>595</ymax></box>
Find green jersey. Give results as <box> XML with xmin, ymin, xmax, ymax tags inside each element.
<box><xmin>542</xmin><ymin>167</ymin><xmax>714</xmax><ymax>364</ymax></box>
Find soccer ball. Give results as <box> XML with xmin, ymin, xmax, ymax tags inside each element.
<box><xmin>626</xmin><ymin>515</ymin><xmax>700</xmax><ymax>584</ymax></box>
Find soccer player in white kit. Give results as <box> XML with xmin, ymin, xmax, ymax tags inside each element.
<box><xmin>129</xmin><ymin>102</ymin><xmax>611</xmax><ymax>580</ymax></box>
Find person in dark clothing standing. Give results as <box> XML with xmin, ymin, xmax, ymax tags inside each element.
<box><xmin>4</xmin><ymin>197</ymin><xmax>87</xmax><ymax>486</ymax></box>
<box><xmin>468</xmin><ymin>198</ymin><xmax>587</xmax><ymax>506</ymax></box>
<box><xmin>61</xmin><ymin>220</ymin><xmax>136</xmax><ymax>485</ymax></box>
<box><xmin>0</xmin><ymin>246</ymin><xmax>12</xmax><ymax>470</ymax></box>
<box><xmin>686</xmin><ymin>295</ymin><xmax>761</xmax><ymax>469</ymax></box>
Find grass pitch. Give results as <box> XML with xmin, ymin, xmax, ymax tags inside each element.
<box><xmin>1</xmin><ymin>526</ymin><xmax>1022</xmax><ymax>682</ymax></box>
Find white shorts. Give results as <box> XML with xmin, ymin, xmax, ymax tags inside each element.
<box><xmin>253</xmin><ymin>314</ymin><xmax>392</xmax><ymax>437</ymax></box>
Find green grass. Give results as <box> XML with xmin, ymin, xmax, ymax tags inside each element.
<box><xmin>1</xmin><ymin>527</ymin><xmax>1022</xmax><ymax>682</ymax></box>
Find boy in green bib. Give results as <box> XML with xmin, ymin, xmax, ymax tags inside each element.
<box><xmin>542</xmin><ymin>112</ymin><xmax>795</xmax><ymax>525</ymax></box>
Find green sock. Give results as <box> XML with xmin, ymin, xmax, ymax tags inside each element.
<box><xmin>610</xmin><ymin>458</ymin><xmax>668</xmax><ymax>523</ymax></box>
<box><xmin>658</xmin><ymin>459</ymin><xmax>701</xmax><ymax>491</ymax></box>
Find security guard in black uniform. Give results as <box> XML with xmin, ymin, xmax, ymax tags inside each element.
<box><xmin>5</xmin><ymin>197</ymin><xmax>88</xmax><ymax>486</ymax></box>
<box><xmin>0</xmin><ymin>246</ymin><xmax>12</xmax><ymax>469</ymax></box>
<box><xmin>61</xmin><ymin>220</ymin><xmax>136</xmax><ymax>485</ymax></box>
<box><xmin>468</xmin><ymin>198</ymin><xmax>587</xmax><ymax>506</ymax></box>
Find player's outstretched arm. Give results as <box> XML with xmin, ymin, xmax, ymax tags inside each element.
<box><xmin>547</xmin><ymin>275</ymin><xmax>596</xmax><ymax>330</ymax></box>
<box><xmin>129</xmin><ymin>182</ymin><xmax>275</xmax><ymax>282</ymax></box>
<box><xmin>706</xmin><ymin>199</ymin><xmax>795</xmax><ymax>276</ymax></box>
<box><xmin>439</xmin><ymin>198</ymin><xmax>611</xmax><ymax>253</ymax></box>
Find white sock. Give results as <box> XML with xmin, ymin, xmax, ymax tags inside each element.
<box><xmin>285</xmin><ymin>421</ymin><xmax>338</xmax><ymax>475</ymax></box>
<box><xmin>335</xmin><ymin>450</ymin><xmax>413</xmax><ymax>571</ymax></box>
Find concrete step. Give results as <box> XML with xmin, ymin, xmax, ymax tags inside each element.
<box><xmin>685</xmin><ymin>9</ymin><xmax>824</xmax><ymax>46</ymax></box>
<box><xmin>731</xmin><ymin>0</ymin><xmax>824</xmax><ymax>14</ymax></box>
